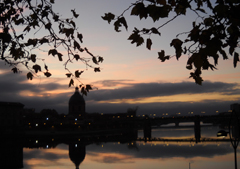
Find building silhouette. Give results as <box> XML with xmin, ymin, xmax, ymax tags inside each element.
<box><xmin>0</xmin><ymin>101</ymin><xmax>24</xmax><ymax>133</ymax></box>
<box><xmin>68</xmin><ymin>87</ymin><xmax>85</xmax><ymax>118</ymax></box>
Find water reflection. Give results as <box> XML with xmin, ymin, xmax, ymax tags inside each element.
<box><xmin>1</xmin><ymin>127</ymin><xmax>239</xmax><ymax>169</ymax></box>
<box><xmin>69</xmin><ymin>143</ymin><xmax>85</xmax><ymax>169</ymax></box>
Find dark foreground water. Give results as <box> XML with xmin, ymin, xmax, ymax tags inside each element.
<box><xmin>19</xmin><ymin>126</ymin><xmax>240</xmax><ymax>169</ymax></box>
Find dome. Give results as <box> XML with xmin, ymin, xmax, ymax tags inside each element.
<box><xmin>69</xmin><ymin>87</ymin><xmax>85</xmax><ymax>105</ymax></box>
<box><xmin>68</xmin><ymin>87</ymin><xmax>85</xmax><ymax>116</ymax></box>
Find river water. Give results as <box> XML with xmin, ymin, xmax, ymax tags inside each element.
<box><xmin>20</xmin><ymin>126</ymin><xmax>239</xmax><ymax>169</ymax></box>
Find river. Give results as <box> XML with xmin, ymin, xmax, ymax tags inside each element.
<box><xmin>10</xmin><ymin>126</ymin><xmax>237</xmax><ymax>169</ymax></box>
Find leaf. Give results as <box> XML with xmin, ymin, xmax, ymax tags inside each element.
<box><xmin>30</xmin><ymin>54</ymin><xmax>36</xmax><ymax>63</ymax></box>
<box><xmin>32</xmin><ymin>64</ymin><xmax>41</xmax><ymax>73</ymax></box>
<box><xmin>187</xmin><ymin>53</ymin><xmax>196</xmax><ymax>65</ymax></box>
<box><xmin>204</xmin><ymin>17</ymin><xmax>214</xmax><ymax>26</ymax></box>
<box><xmin>53</xmin><ymin>14</ymin><xmax>59</xmax><ymax>21</ymax></box>
<box><xmin>23</xmin><ymin>26</ymin><xmax>31</xmax><ymax>32</ymax></box>
<box><xmin>98</xmin><ymin>56</ymin><xmax>104</xmax><ymax>63</ymax></box>
<box><xmin>189</xmin><ymin>71</ymin><xmax>203</xmax><ymax>85</ymax></box>
<box><xmin>74</xmin><ymin>54</ymin><xmax>80</xmax><ymax>61</ymax></box>
<box><xmin>193</xmin><ymin>54</ymin><xmax>203</xmax><ymax>69</ymax></box>
<box><xmin>62</xmin><ymin>28</ymin><xmax>74</xmax><ymax>37</ymax></box>
<box><xmin>26</xmin><ymin>39</ymin><xmax>38</xmax><ymax>47</ymax></box>
<box><xmin>69</xmin><ymin>79</ymin><xmax>74</xmax><ymax>87</ymax></box>
<box><xmin>77</xmin><ymin>33</ymin><xmax>83</xmax><ymax>43</ymax></box>
<box><xmin>170</xmin><ymin>39</ymin><xmax>183</xmax><ymax>60</ymax></box>
<box><xmin>75</xmin><ymin>70</ymin><xmax>84</xmax><ymax>78</ymax></box>
<box><xmin>229</xmin><ymin>46</ymin><xmax>235</xmax><ymax>56</ymax></box>
<box><xmin>170</xmin><ymin>38</ymin><xmax>183</xmax><ymax>48</ymax></box>
<box><xmin>71</xmin><ymin>9</ymin><xmax>79</xmax><ymax>18</ymax></box>
<box><xmin>213</xmin><ymin>54</ymin><xmax>219</xmax><ymax>66</ymax></box>
<box><xmin>219</xmin><ymin>49</ymin><xmax>228</xmax><ymax>60</ymax></box>
<box><xmin>81</xmin><ymin>87</ymin><xmax>87</xmax><ymax>96</ymax></box>
<box><xmin>175</xmin><ymin>4</ymin><xmax>187</xmax><ymax>15</ymax></box>
<box><xmin>114</xmin><ymin>17</ymin><xmax>128</xmax><ymax>32</ymax></box>
<box><xmin>48</xmin><ymin>49</ymin><xmax>58</xmax><ymax>56</ymax></box>
<box><xmin>195</xmin><ymin>76</ymin><xmax>203</xmax><ymax>85</ymax></box>
<box><xmin>128</xmin><ymin>31</ymin><xmax>144</xmax><ymax>46</ymax></box>
<box><xmin>86</xmin><ymin>84</ymin><xmax>92</xmax><ymax>92</ymax></box>
<box><xmin>147</xmin><ymin>5</ymin><xmax>171</xmax><ymax>21</ymax></box>
<box><xmin>146</xmin><ymin>38</ymin><xmax>152</xmax><ymax>50</ymax></box>
<box><xmin>119</xmin><ymin>17</ymin><xmax>128</xmax><ymax>30</ymax></box>
<box><xmin>66</xmin><ymin>73</ymin><xmax>72</xmax><ymax>78</ymax></box>
<box><xmin>74</xmin><ymin>41</ymin><xmax>80</xmax><ymax>50</ymax></box>
<box><xmin>186</xmin><ymin>64</ymin><xmax>192</xmax><ymax>70</ymax></box>
<box><xmin>151</xmin><ymin>27</ymin><xmax>161</xmax><ymax>35</ymax></box>
<box><xmin>44</xmin><ymin>72</ymin><xmax>52</xmax><ymax>77</ymax></box>
<box><xmin>158</xmin><ymin>50</ymin><xmax>170</xmax><ymax>62</ymax></box>
<box><xmin>14</xmin><ymin>18</ymin><xmax>25</xmax><ymax>25</ymax></box>
<box><xmin>92</xmin><ymin>56</ymin><xmax>98</xmax><ymax>64</ymax></box>
<box><xmin>102</xmin><ymin>13</ymin><xmax>115</xmax><ymax>24</ymax></box>
<box><xmin>39</xmin><ymin>38</ymin><xmax>49</xmax><ymax>44</ymax></box>
<box><xmin>94</xmin><ymin>67</ymin><xmax>100</xmax><ymax>72</ymax></box>
<box><xmin>234</xmin><ymin>52</ymin><xmax>239</xmax><ymax>68</ymax></box>
<box><xmin>70</xmin><ymin>20</ymin><xmax>76</xmax><ymax>28</ymax></box>
<box><xmin>45</xmin><ymin>23</ymin><xmax>52</xmax><ymax>30</ymax></box>
<box><xmin>57</xmin><ymin>53</ymin><xmax>63</xmax><ymax>61</ymax></box>
<box><xmin>12</xmin><ymin>67</ymin><xmax>18</xmax><ymax>73</ymax></box>
<box><xmin>27</xmin><ymin>72</ymin><xmax>33</xmax><ymax>80</ymax></box>
<box><xmin>209</xmin><ymin>64</ymin><xmax>217</xmax><ymax>71</ymax></box>
<box><xmin>131</xmin><ymin>3</ymin><xmax>148</xmax><ymax>19</ymax></box>
<box><xmin>44</xmin><ymin>64</ymin><xmax>48</xmax><ymax>71</ymax></box>
<box><xmin>158</xmin><ymin>50</ymin><xmax>165</xmax><ymax>61</ymax></box>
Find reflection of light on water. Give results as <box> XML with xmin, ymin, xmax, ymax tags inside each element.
<box><xmin>21</xmin><ymin>140</ymin><xmax>235</xmax><ymax>169</ymax></box>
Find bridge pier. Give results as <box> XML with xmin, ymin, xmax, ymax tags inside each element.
<box><xmin>175</xmin><ymin>122</ymin><xmax>179</xmax><ymax>127</ymax></box>
<box><xmin>144</xmin><ymin>116</ymin><xmax>151</xmax><ymax>141</ymax></box>
<box><xmin>194</xmin><ymin>115</ymin><xmax>201</xmax><ymax>143</ymax></box>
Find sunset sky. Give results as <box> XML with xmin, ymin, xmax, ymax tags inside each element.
<box><xmin>1</xmin><ymin>0</ymin><xmax>240</xmax><ymax>115</ymax></box>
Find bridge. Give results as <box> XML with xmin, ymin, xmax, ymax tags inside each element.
<box><xmin>139</xmin><ymin>114</ymin><xmax>232</xmax><ymax>143</ymax></box>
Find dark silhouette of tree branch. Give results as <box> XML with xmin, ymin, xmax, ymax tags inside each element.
<box><xmin>0</xmin><ymin>0</ymin><xmax>102</xmax><ymax>95</ymax></box>
<box><xmin>102</xmin><ymin>0</ymin><xmax>240</xmax><ymax>85</ymax></box>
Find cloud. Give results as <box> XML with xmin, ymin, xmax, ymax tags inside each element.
<box><xmin>94</xmin><ymin>79</ymin><xmax>134</xmax><ymax>87</ymax></box>
<box><xmin>0</xmin><ymin>62</ymin><xmax>239</xmax><ymax>115</ymax></box>
<box><xmin>87</xmin><ymin>142</ymin><xmax>232</xmax><ymax>160</ymax></box>
<box><xmin>24</xmin><ymin>149</ymin><xmax>68</xmax><ymax>160</ymax></box>
<box><xmin>91</xmin><ymin>153</ymin><xmax>135</xmax><ymax>163</ymax></box>
<box><xmin>87</xmin><ymin>81</ymin><xmax>240</xmax><ymax>101</ymax></box>
<box><xmin>0</xmin><ymin>70</ymin><xmax>70</xmax><ymax>113</ymax></box>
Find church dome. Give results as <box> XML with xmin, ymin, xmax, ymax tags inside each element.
<box><xmin>68</xmin><ymin>87</ymin><xmax>85</xmax><ymax>116</ymax></box>
<box><xmin>69</xmin><ymin>87</ymin><xmax>85</xmax><ymax>105</ymax></box>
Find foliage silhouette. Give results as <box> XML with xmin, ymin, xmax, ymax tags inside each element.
<box><xmin>102</xmin><ymin>0</ymin><xmax>240</xmax><ymax>85</ymax></box>
<box><xmin>0</xmin><ymin>0</ymin><xmax>103</xmax><ymax>95</ymax></box>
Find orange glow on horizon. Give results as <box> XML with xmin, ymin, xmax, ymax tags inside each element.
<box><xmin>96</xmin><ymin>93</ymin><xmax>240</xmax><ymax>104</ymax></box>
